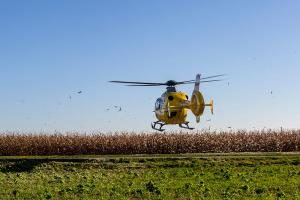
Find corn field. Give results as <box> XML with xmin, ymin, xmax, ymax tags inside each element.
<box><xmin>0</xmin><ymin>130</ymin><xmax>299</xmax><ymax>156</ymax></box>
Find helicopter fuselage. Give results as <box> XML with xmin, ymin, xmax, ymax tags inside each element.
<box><xmin>154</xmin><ymin>91</ymin><xmax>189</xmax><ymax>124</ymax></box>
<box><xmin>109</xmin><ymin>73</ymin><xmax>219</xmax><ymax>131</ymax></box>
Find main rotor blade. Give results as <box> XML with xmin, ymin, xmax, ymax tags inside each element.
<box><xmin>127</xmin><ymin>80</ymin><xmax>223</xmax><ymax>86</ymax></box>
<box><xmin>126</xmin><ymin>84</ymin><xmax>165</xmax><ymax>86</ymax></box>
<box><xmin>109</xmin><ymin>81</ymin><xmax>164</xmax><ymax>85</ymax></box>
<box><xmin>200</xmin><ymin>79</ymin><xmax>224</xmax><ymax>83</ymax></box>
<box><xmin>110</xmin><ymin>75</ymin><xmax>225</xmax><ymax>86</ymax></box>
<box><xmin>201</xmin><ymin>74</ymin><xmax>226</xmax><ymax>80</ymax></box>
<box><xmin>179</xmin><ymin>74</ymin><xmax>226</xmax><ymax>83</ymax></box>
<box><xmin>177</xmin><ymin>79</ymin><xmax>224</xmax><ymax>85</ymax></box>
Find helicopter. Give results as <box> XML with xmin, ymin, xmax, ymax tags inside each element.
<box><xmin>109</xmin><ymin>74</ymin><xmax>223</xmax><ymax>131</ymax></box>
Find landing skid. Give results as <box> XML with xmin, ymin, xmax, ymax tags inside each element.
<box><xmin>151</xmin><ymin>121</ymin><xmax>166</xmax><ymax>131</ymax></box>
<box><xmin>179</xmin><ymin>122</ymin><xmax>194</xmax><ymax>130</ymax></box>
<box><xmin>151</xmin><ymin>121</ymin><xmax>194</xmax><ymax>131</ymax></box>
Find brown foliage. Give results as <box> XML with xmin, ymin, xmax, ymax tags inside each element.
<box><xmin>0</xmin><ymin>130</ymin><xmax>299</xmax><ymax>156</ymax></box>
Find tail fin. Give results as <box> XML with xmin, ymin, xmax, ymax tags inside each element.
<box><xmin>190</xmin><ymin>74</ymin><xmax>205</xmax><ymax>123</ymax></box>
<box><xmin>194</xmin><ymin>74</ymin><xmax>201</xmax><ymax>91</ymax></box>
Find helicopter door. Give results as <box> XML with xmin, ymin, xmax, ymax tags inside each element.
<box><xmin>155</xmin><ymin>98</ymin><xmax>163</xmax><ymax>111</ymax></box>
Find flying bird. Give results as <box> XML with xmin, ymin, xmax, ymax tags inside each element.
<box><xmin>77</xmin><ymin>91</ymin><xmax>82</xmax><ymax>94</ymax></box>
<box><xmin>113</xmin><ymin>105</ymin><xmax>122</xmax><ymax>111</ymax></box>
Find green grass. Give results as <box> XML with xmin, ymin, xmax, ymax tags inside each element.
<box><xmin>0</xmin><ymin>153</ymin><xmax>299</xmax><ymax>199</ymax></box>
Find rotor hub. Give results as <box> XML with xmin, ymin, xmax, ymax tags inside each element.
<box><xmin>165</xmin><ymin>80</ymin><xmax>177</xmax><ymax>86</ymax></box>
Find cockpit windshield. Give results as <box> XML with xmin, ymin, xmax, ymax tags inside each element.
<box><xmin>155</xmin><ymin>98</ymin><xmax>163</xmax><ymax>111</ymax></box>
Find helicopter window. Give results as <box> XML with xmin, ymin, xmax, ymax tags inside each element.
<box><xmin>170</xmin><ymin>112</ymin><xmax>177</xmax><ymax>117</ymax></box>
<box><xmin>155</xmin><ymin>98</ymin><xmax>163</xmax><ymax>110</ymax></box>
<box><xmin>168</xmin><ymin>96</ymin><xmax>174</xmax><ymax>101</ymax></box>
<box><xmin>185</xmin><ymin>95</ymin><xmax>188</xmax><ymax>100</ymax></box>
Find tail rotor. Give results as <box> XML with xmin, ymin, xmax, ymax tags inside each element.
<box><xmin>205</xmin><ymin>99</ymin><xmax>214</xmax><ymax>115</ymax></box>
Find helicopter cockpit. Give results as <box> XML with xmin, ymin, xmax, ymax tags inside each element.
<box><xmin>155</xmin><ymin>98</ymin><xmax>163</xmax><ymax>111</ymax></box>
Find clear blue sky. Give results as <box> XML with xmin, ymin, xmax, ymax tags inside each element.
<box><xmin>1</xmin><ymin>1</ymin><xmax>300</xmax><ymax>132</ymax></box>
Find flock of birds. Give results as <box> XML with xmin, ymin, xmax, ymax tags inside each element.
<box><xmin>38</xmin><ymin>90</ymin><xmax>125</xmax><ymax>127</ymax></box>
<box><xmin>68</xmin><ymin>90</ymin><xmax>83</xmax><ymax>100</ymax></box>
<box><xmin>68</xmin><ymin>90</ymin><xmax>123</xmax><ymax>112</ymax></box>
<box><xmin>203</xmin><ymin>82</ymin><xmax>274</xmax><ymax>131</ymax></box>
<box><xmin>44</xmin><ymin>81</ymin><xmax>275</xmax><ymax>129</ymax></box>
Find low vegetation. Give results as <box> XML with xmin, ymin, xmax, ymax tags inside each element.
<box><xmin>0</xmin><ymin>130</ymin><xmax>299</xmax><ymax>156</ymax></box>
<box><xmin>0</xmin><ymin>154</ymin><xmax>299</xmax><ymax>199</ymax></box>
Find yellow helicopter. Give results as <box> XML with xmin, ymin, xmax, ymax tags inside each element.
<box><xmin>110</xmin><ymin>74</ymin><xmax>223</xmax><ymax>131</ymax></box>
